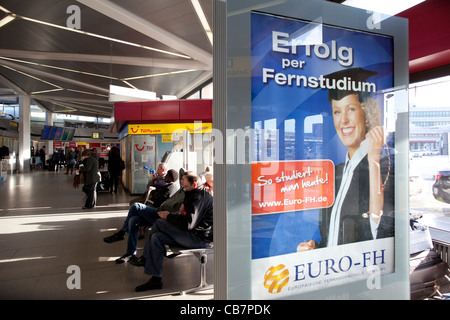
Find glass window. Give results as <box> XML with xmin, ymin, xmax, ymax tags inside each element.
<box><xmin>201</xmin><ymin>82</ymin><xmax>213</xmax><ymax>99</ymax></box>
<box><xmin>187</xmin><ymin>91</ymin><xmax>200</xmax><ymax>99</ymax></box>
<box><xmin>409</xmin><ymin>75</ymin><xmax>450</xmax><ymax>238</ymax></box>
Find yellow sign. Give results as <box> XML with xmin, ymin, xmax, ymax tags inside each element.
<box><xmin>128</xmin><ymin>123</ymin><xmax>212</xmax><ymax>135</ymax></box>
<box><xmin>161</xmin><ymin>134</ymin><xmax>173</xmax><ymax>143</ymax></box>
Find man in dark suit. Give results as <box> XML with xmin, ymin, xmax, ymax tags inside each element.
<box><xmin>134</xmin><ymin>172</ymin><xmax>213</xmax><ymax>291</ymax></box>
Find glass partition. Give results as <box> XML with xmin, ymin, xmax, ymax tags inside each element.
<box><xmin>409</xmin><ymin>75</ymin><xmax>450</xmax><ymax>241</ymax></box>
<box><xmin>131</xmin><ymin>135</ymin><xmax>156</xmax><ymax>194</ymax></box>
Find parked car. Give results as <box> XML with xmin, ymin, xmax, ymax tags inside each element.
<box><xmin>432</xmin><ymin>170</ymin><xmax>450</xmax><ymax>203</ymax></box>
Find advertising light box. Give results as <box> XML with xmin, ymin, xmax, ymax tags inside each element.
<box><xmin>250</xmin><ymin>11</ymin><xmax>395</xmax><ymax>298</ymax></box>
<box><xmin>214</xmin><ymin>0</ymin><xmax>409</xmax><ymax>300</ymax></box>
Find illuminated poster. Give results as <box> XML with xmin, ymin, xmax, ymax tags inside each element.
<box><xmin>251</xmin><ymin>12</ymin><xmax>394</xmax><ymax>298</ymax></box>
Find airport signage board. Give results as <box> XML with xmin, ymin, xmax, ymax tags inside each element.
<box><xmin>127</xmin><ymin>123</ymin><xmax>212</xmax><ymax>135</ymax></box>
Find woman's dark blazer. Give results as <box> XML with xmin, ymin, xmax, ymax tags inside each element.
<box><xmin>318</xmin><ymin>155</ymin><xmax>395</xmax><ymax>247</ymax></box>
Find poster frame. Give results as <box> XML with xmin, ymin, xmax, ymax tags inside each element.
<box><xmin>213</xmin><ymin>0</ymin><xmax>409</xmax><ymax>300</ymax></box>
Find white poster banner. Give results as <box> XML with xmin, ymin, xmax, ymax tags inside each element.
<box><xmin>252</xmin><ymin>238</ymin><xmax>394</xmax><ymax>299</ymax></box>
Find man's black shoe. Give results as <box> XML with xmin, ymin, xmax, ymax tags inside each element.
<box><xmin>129</xmin><ymin>255</ymin><xmax>145</xmax><ymax>267</ymax></box>
<box><xmin>135</xmin><ymin>277</ymin><xmax>162</xmax><ymax>292</ymax></box>
<box><xmin>115</xmin><ymin>254</ymin><xmax>135</xmax><ymax>264</ymax></box>
<box><xmin>103</xmin><ymin>231</ymin><xmax>125</xmax><ymax>243</ymax></box>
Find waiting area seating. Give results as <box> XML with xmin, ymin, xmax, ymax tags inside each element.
<box><xmin>0</xmin><ymin>170</ymin><xmax>213</xmax><ymax>300</ymax></box>
<box><xmin>167</xmin><ymin>245</ymin><xmax>214</xmax><ymax>295</ymax></box>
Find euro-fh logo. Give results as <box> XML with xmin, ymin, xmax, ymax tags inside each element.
<box><xmin>263</xmin><ymin>264</ymin><xmax>289</xmax><ymax>294</ymax></box>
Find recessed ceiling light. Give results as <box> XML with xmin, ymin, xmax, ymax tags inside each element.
<box><xmin>191</xmin><ymin>0</ymin><xmax>213</xmax><ymax>46</ymax></box>
<box><xmin>1</xmin><ymin>6</ymin><xmax>191</xmax><ymax>59</ymax></box>
<box><xmin>0</xmin><ymin>14</ymin><xmax>15</xmax><ymax>28</ymax></box>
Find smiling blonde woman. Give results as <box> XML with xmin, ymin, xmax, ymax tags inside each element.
<box><xmin>297</xmin><ymin>67</ymin><xmax>394</xmax><ymax>250</ymax></box>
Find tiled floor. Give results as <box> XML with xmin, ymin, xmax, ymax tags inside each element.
<box><xmin>0</xmin><ymin>169</ymin><xmax>213</xmax><ymax>300</ymax></box>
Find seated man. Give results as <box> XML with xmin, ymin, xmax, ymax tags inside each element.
<box><xmin>129</xmin><ymin>162</ymin><xmax>167</xmax><ymax>205</ymax></box>
<box><xmin>134</xmin><ymin>172</ymin><xmax>213</xmax><ymax>291</ymax></box>
<box><xmin>103</xmin><ymin>169</ymin><xmax>184</xmax><ymax>264</ymax></box>
<box><xmin>146</xmin><ymin>169</ymin><xmax>179</xmax><ymax>208</ymax></box>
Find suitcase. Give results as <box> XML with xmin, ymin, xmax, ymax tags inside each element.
<box><xmin>97</xmin><ymin>171</ymin><xmax>110</xmax><ymax>192</ymax></box>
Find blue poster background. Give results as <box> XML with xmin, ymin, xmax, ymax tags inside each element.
<box><xmin>251</xmin><ymin>12</ymin><xmax>394</xmax><ymax>259</ymax></box>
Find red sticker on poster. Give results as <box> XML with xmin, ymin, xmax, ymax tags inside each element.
<box><xmin>251</xmin><ymin>160</ymin><xmax>335</xmax><ymax>215</ymax></box>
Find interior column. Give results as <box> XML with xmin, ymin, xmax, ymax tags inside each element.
<box><xmin>18</xmin><ymin>95</ymin><xmax>31</xmax><ymax>173</ymax></box>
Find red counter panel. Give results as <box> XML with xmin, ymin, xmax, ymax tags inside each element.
<box><xmin>114</xmin><ymin>101</ymin><xmax>142</xmax><ymax>121</ymax></box>
<box><xmin>113</xmin><ymin>99</ymin><xmax>212</xmax><ymax>131</ymax></box>
<box><xmin>141</xmin><ymin>100</ymin><xmax>180</xmax><ymax>121</ymax></box>
<box><xmin>179</xmin><ymin>99</ymin><xmax>212</xmax><ymax>121</ymax></box>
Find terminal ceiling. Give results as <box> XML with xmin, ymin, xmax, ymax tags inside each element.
<box><xmin>0</xmin><ymin>0</ymin><xmax>213</xmax><ymax>118</ymax></box>
<box><xmin>0</xmin><ymin>0</ymin><xmax>448</xmax><ymax>119</ymax></box>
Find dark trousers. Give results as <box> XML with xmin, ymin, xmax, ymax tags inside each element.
<box><xmin>109</xmin><ymin>173</ymin><xmax>119</xmax><ymax>192</ymax></box>
<box><xmin>120</xmin><ymin>203</ymin><xmax>160</xmax><ymax>255</ymax></box>
<box><xmin>143</xmin><ymin>219</ymin><xmax>210</xmax><ymax>277</ymax></box>
<box><xmin>82</xmin><ymin>183</ymin><xmax>97</xmax><ymax>208</ymax></box>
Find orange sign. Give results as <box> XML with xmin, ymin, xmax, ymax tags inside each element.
<box><xmin>252</xmin><ymin>160</ymin><xmax>335</xmax><ymax>215</ymax></box>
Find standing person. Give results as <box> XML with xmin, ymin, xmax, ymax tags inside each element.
<box><xmin>107</xmin><ymin>146</ymin><xmax>123</xmax><ymax>193</ymax></box>
<box><xmin>79</xmin><ymin>149</ymin><xmax>100</xmax><ymax>209</ymax></box>
<box><xmin>66</xmin><ymin>148</ymin><xmax>77</xmax><ymax>175</ymax></box>
<box><xmin>39</xmin><ymin>146</ymin><xmax>46</xmax><ymax>170</ymax></box>
<box><xmin>0</xmin><ymin>145</ymin><xmax>9</xmax><ymax>159</ymax></box>
<box><xmin>90</xmin><ymin>147</ymin><xmax>99</xmax><ymax>160</ymax></box>
<box><xmin>77</xmin><ymin>147</ymin><xmax>84</xmax><ymax>163</ymax></box>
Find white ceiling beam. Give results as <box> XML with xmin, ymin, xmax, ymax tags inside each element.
<box><xmin>0</xmin><ymin>76</ymin><xmax>65</xmax><ymax>113</ymax></box>
<box><xmin>0</xmin><ymin>72</ymin><xmax>28</xmax><ymax>96</ymax></box>
<box><xmin>33</xmin><ymin>97</ymin><xmax>111</xmax><ymax>116</ymax></box>
<box><xmin>0</xmin><ymin>58</ymin><xmax>109</xmax><ymax>94</ymax></box>
<box><xmin>0</xmin><ymin>49</ymin><xmax>210</xmax><ymax>70</ymax></box>
<box><xmin>77</xmin><ymin>0</ymin><xmax>212</xmax><ymax>66</ymax></box>
<box><xmin>176</xmin><ymin>70</ymin><xmax>212</xmax><ymax>98</ymax></box>
<box><xmin>29</xmin><ymin>94</ymin><xmax>113</xmax><ymax>106</ymax></box>
<box><xmin>31</xmin><ymin>96</ymin><xmax>112</xmax><ymax>111</ymax></box>
<box><xmin>0</xmin><ymin>94</ymin><xmax>18</xmax><ymax>99</ymax></box>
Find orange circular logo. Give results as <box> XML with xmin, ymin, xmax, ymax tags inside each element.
<box><xmin>264</xmin><ymin>264</ymin><xmax>289</xmax><ymax>294</ymax></box>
